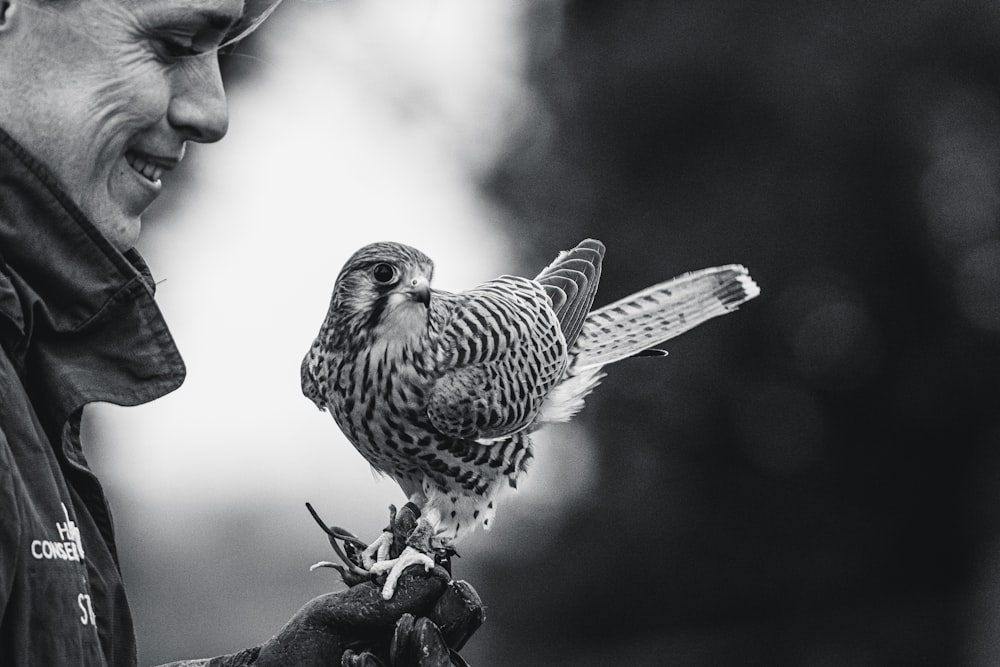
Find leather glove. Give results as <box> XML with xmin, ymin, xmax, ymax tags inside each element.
<box><xmin>205</xmin><ymin>568</ymin><xmax>482</xmax><ymax>667</ymax></box>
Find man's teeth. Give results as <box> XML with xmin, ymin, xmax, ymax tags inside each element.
<box><xmin>126</xmin><ymin>153</ymin><xmax>164</xmax><ymax>183</ymax></box>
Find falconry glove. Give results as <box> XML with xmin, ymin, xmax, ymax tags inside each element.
<box><xmin>196</xmin><ymin>571</ymin><xmax>481</xmax><ymax>667</ymax></box>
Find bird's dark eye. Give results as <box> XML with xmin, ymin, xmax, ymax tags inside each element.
<box><xmin>371</xmin><ymin>263</ymin><xmax>399</xmax><ymax>285</ymax></box>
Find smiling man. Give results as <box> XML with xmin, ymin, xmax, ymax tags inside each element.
<box><xmin>1</xmin><ymin>0</ymin><xmax>234</xmax><ymax>250</ymax></box>
<box><xmin>0</xmin><ymin>0</ymin><xmax>479</xmax><ymax>665</ymax></box>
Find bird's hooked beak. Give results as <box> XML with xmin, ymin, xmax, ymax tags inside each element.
<box><xmin>406</xmin><ymin>276</ymin><xmax>431</xmax><ymax>306</ymax></box>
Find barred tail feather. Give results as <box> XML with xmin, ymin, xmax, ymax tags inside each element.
<box><xmin>573</xmin><ymin>264</ymin><xmax>760</xmax><ymax>370</ymax></box>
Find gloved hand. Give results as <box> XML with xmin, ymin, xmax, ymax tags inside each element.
<box><xmin>338</xmin><ymin>575</ymin><xmax>482</xmax><ymax>667</ymax></box>
<box><xmin>205</xmin><ymin>568</ymin><xmax>482</xmax><ymax>667</ymax></box>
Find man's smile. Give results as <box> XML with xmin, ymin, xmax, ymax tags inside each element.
<box><xmin>125</xmin><ymin>150</ymin><xmax>180</xmax><ymax>185</ymax></box>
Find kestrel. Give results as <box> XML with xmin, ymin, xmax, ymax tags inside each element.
<box><xmin>302</xmin><ymin>239</ymin><xmax>759</xmax><ymax>597</ymax></box>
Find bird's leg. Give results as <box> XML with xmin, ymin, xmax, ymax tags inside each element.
<box><xmin>306</xmin><ymin>499</ymin><xmax>442</xmax><ymax>597</ymax></box>
<box><xmin>360</xmin><ymin>504</ymin><xmax>398</xmax><ymax>569</ymax></box>
<box><xmin>389</xmin><ymin>501</ymin><xmax>422</xmax><ymax>554</ymax></box>
<box><xmin>369</xmin><ymin>516</ymin><xmax>437</xmax><ymax>600</ymax></box>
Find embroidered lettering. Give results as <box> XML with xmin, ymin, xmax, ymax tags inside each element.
<box><xmin>30</xmin><ymin>503</ymin><xmax>86</xmax><ymax>562</ymax></box>
<box><xmin>78</xmin><ymin>593</ymin><xmax>96</xmax><ymax>626</ymax></box>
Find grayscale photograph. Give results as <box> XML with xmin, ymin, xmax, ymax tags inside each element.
<box><xmin>1</xmin><ymin>1</ymin><xmax>997</xmax><ymax>665</ymax></box>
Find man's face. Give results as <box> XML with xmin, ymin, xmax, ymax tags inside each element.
<box><xmin>0</xmin><ymin>0</ymin><xmax>243</xmax><ymax>250</ymax></box>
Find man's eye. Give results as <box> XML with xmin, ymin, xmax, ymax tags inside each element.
<box><xmin>155</xmin><ymin>30</ymin><xmax>223</xmax><ymax>60</ymax></box>
<box><xmin>157</xmin><ymin>38</ymin><xmax>201</xmax><ymax>59</ymax></box>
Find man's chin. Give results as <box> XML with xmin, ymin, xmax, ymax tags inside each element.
<box><xmin>113</xmin><ymin>222</ymin><xmax>142</xmax><ymax>252</ymax></box>
<box><xmin>82</xmin><ymin>187</ymin><xmax>146</xmax><ymax>251</ymax></box>
<box><xmin>93</xmin><ymin>213</ymin><xmax>142</xmax><ymax>253</ymax></box>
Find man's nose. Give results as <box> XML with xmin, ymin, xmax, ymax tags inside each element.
<box><xmin>166</xmin><ymin>55</ymin><xmax>230</xmax><ymax>143</ymax></box>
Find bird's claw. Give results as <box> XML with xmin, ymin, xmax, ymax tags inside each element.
<box><xmin>369</xmin><ymin>546</ymin><xmax>437</xmax><ymax>600</ymax></box>
<box><xmin>306</xmin><ymin>502</ymin><xmax>453</xmax><ymax>596</ymax></box>
<box><xmin>367</xmin><ymin>514</ymin><xmax>443</xmax><ymax>599</ymax></box>
<box><xmin>361</xmin><ymin>530</ymin><xmax>394</xmax><ymax>569</ymax></box>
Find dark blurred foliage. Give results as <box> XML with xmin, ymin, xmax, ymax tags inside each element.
<box><xmin>463</xmin><ymin>1</ymin><xmax>1000</xmax><ymax>665</ymax></box>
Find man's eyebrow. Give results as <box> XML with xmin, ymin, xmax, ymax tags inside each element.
<box><xmin>186</xmin><ymin>9</ymin><xmax>242</xmax><ymax>31</ymax></box>
<box><xmin>207</xmin><ymin>11</ymin><xmax>240</xmax><ymax>30</ymax></box>
<box><xmin>147</xmin><ymin>7</ymin><xmax>243</xmax><ymax>33</ymax></box>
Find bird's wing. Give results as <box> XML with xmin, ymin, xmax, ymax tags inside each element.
<box><xmin>427</xmin><ymin>276</ymin><xmax>569</xmax><ymax>441</ymax></box>
<box><xmin>533</xmin><ymin>239</ymin><xmax>605</xmax><ymax>349</ymax></box>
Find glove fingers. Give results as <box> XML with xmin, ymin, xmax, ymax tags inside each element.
<box><xmin>427</xmin><ymin>580</ymin><xmax>484</xmax><ymax>651</ymax></box>
<box><xmin>390</xmin><ymin>613</ymin><xmax>417</xmax><ymax>664</ymax></box>
<box><xmin>414</xmin><ymin>617</ymin><xmax>452</xmax><ymax>667</ymax></box>
<box><xmin>390</xmin><ymin>615</ymin><xmax>453</xmax><ymax>667</ymax></box>
<box><xmin>342</xmin><ymin>649</ymin><xmax>387</xmax><ymax>667</ymax></box>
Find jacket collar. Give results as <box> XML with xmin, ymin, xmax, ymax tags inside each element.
<box><xmin>0</xmin><ymin>124</ymin><xmax>185</xmax><ymax>431</ymax></box>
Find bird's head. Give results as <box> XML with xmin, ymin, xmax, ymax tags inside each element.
<box><xmin>327</xmin><ymin>242</ymin><xmax>435</xmax><ymax>342</ymax></box>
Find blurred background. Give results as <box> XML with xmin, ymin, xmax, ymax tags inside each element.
<box><xmin>85</xmin><ymin>0</ymin><xmax>1000</xmax><ymax>664</ymax></box>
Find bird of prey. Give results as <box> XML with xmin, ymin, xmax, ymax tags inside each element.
<box><xmin>302</xmin><ymin>239</ymin><xmax>759</xmax><ymax>597</ymax></box>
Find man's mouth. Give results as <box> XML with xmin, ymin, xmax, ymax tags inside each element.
<box><xmin>125</xmin><ymin>151</ymin><xmax>167</xmax><ymax>184</ymax></box>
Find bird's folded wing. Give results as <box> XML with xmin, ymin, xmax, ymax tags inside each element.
<box><xmin>427</xmin><ymin>276</ymin><xmax>568</xmax><ymax>441</ymax></box>
<box><xmin>533</xmin><ymin>238</ymin><xmax>605</xmax><ymax>349</ymax></box>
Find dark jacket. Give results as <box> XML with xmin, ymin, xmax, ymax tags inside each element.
<box><xmin>0</xmin><ymin>126</ymin><xmax>186</xmax><ymax>665</ymax></box>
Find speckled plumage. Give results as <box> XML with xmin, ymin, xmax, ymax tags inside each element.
<box><xmin>302</xmin><ymin>239</ymin><xmax>759</xmax><ymax>548</ymax></box>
